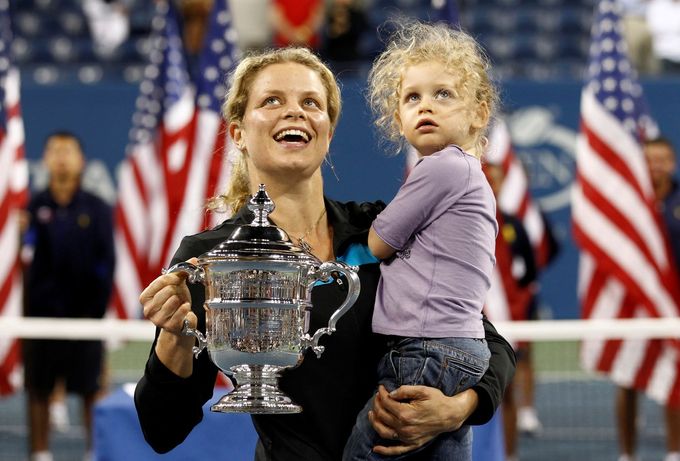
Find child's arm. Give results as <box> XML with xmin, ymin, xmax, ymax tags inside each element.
<box><xmin>368</xmin><ymin>225</ymin><xmax>397</xmax><ymax>260</ymax></box>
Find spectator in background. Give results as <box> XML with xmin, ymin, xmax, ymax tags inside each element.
<box><xmin>229</xmin><ymin>0</ymin><xmax>272</xmax><ymax>53</ymax></box>
<box><xmin>322</xmin><ymin>0</ymin><xmax>369</xmax><ymax>73</ymax></box>
<box><xmin>484</xmin><ymin>162</ymin><xmax>561</xmax><ymax>461</ymax></box>
<box><xmin>620</xmin><ymin>0</ymin><xmax>661</xmax><ymax>75</ymax></box>
<box><xmin>513</xmin><ymin>209</ymin><xmax>559</xmax><ymax>439</ymax></box>
<box><xmin>484</xmin><ymin>162</ymin><xmax>537</xmax><ymax>461</ymax></box>
<box><xmin>616</xmin><ymin>137</ymin><xmax>680</xmax><ymax>461</ymax></box>
<box><xmin>22</xmin><ymin>132</ymin><xmax>115</xmax><ymax>461</ymax></box>
<box><xmin>83</xmin><ymin>0</ymin><xmax>132</xmax><ymax>57</ymax></box>
<box><xmin>176</xmin><ymin>0</ymin><xmax>213</xmax><ymax>78</ymax></box>
<box><xmin>646</xmin><ymin>0</ymin><xmax>680</xmax><ymax>73</ymax></box>
<box><xmin>270</xmin><ymin>0</ymin><xmax>325</xmax><ymax>49</ymax></box>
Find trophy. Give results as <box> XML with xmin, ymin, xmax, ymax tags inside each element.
<box><xmin>164</xmin><ymin>184</ymin><xmax>360</xmax><ymax>414</ymax></box>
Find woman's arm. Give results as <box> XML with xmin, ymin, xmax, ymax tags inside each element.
<box><xmin>467</xmin><ymin>316</ymin><xmax>517</xmax><ymax>424</ymax></box>
<box><xmin>369</xmin><ymin>317</ymin><xmax>516</xmax><ymax>455</ymax></box>
<box><xmin>134</xmin><ymin>256</ymin><xmax>218</xmax><ymax>453</ymax></box>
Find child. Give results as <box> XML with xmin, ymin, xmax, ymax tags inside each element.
<box><xmin>343</xmin><ymin>20</ymin><xmax>499</xmax><ymax>461</ymax></box>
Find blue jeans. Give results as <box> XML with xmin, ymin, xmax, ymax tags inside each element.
<box><xmin>343</xmin><ymin>336</ymin><xmax>490</xmax><ymax>461</ymax></box>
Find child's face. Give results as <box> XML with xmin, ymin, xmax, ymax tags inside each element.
<box><xmin>396</xmin><ymin>61</ymin><xmax>486</xmax><ymax>157</ymax></box>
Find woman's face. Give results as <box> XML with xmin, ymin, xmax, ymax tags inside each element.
<box><xmin>231</xmin><ymin>62</ymin><xmax>333</xmax><ymax>181</ymax></box>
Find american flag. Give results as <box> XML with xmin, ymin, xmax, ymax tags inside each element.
<box><xmin>485</xmin><ymin>118</ymin><xmax>556</xmax><ymax>269</ymax></box>
<box><xmin>112</xmin><ymin>0</ymin><xmax>197</xmax><ymax>319</ymax></box>
<box><xmin>111</xmin><ymin>0</ymin><xmax>238</xmax><ymax>320</ymax></box>
<box><xmin>481</xmin><ymin>126</ymin><xmax>537</xmax><ymax>324</ymax></box>
<box><xmin>193</xmin><ymin>0</ymin><xmax>239</xmax><ymax>229</ymax></box>
<box><xmin>0</xmin><ymin>0</ymin><xmax>28</xmax><ymax>395</ymax></box>
<box><xmin>573</xmin><ymin>0</ymin><xmax>680</xmax><ymax>407</ymax></box>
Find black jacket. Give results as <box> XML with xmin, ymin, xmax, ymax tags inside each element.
<box><xmin>24</xmin><ymin>188</ymin><xmax>115</xmax><ymax>319</ymax></box>
<box><xmin>134</xmin><ymin>198</ymin><xmax>516</xmax><ymax>460</ymax></box>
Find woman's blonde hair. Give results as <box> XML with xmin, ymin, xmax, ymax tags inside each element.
<box><xmin>368</xmin><ymin>20</ymin><xmax>498</xmax><ymax>157</ymax></box>
<box><xmin>210</xmin><ymin>47</ymin><xmax>342</xmax><ymax>214</ymax></box>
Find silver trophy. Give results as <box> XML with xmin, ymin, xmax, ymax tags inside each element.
<box><xmin>164</xmin><ymin>184</ymin><xmax>360</xmax><ymax>414</ymax></box>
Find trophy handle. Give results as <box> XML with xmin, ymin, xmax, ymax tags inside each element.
<box><xmin>163</xmin><ymin>262</ymin><xmax>207</xmax><ymax>358</ymax></box>
<box><xmin>302</xmin><ymin>261</ymin><xmax>360</xmax><ymax>358</ymax></box>
<box><xmin>162</xmin><ymin>261</ymin><xmax>205</xmax><ymax>284</ymax></box>
<box><xmin>181</xmin><ymin>318</ymin><xmax>208</xmax><ymax>359</ymax></box>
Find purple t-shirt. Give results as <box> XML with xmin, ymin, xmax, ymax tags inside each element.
<box><xmin>372</xmin><ymin>145</ymin><xmax>498</xmax><ymax>338</ymax></box>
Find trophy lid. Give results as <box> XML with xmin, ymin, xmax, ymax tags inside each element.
<box><xmin>199</xmin><ymin>184</ymin><xmax>321</xmax><ymax>264</ymax></box>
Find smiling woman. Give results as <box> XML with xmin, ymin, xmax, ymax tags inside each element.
<box><xmin>228</xmin><ymin>61</ymin><xmax>333</xmax><ymax>202</ymax></box>
<box><xmin>213</xmin><ymin>48</ymin><xmax>341</xmax><ymax>220</ymax></box>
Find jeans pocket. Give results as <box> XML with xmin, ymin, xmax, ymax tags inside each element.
<box><xmin>424</xmin><ymin>341</ymin><xmax>489</xmax><ymax>396</ymax></box>
<box><xmin>390</xmin><ymin>352</ymin><xmax>428</xmax><ymax>387</ymax></box>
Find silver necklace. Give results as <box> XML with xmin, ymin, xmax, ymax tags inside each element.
<box><xmin>292</xmin><ymin>208</ymin><xmax>327</xmax><ymax>253</ymax></box>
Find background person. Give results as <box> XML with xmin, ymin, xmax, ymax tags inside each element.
<box><xmin>322</xmin><ymin>0</ymin><xmax>369</xmax><ymax>73</ymax></box>
<box><xmin>270</xmin><ymin>0</ymin><xmax>325</xmax><ymax>50</ymax></box>
<box><xmin>646</xmin><ymin>0</ymin><xmax>680</xmax><ymax>73</ymax></box>
<box><xmin>21</xmin><ymin>131</ymin><xmax>115</xmax><ymax>461</ymax></box>
<box><xmin>616</xmin><ymin>137</ymin><xmax>680</xmax><ymax>461</ymax></box>
<box><xmin>484</xmin><ymin>162</ymin><xmax>537</xmax><ymax>461</ymax></box>
<box><xmin>133</xmin><ymin>46</ymin><xmax>516</xmax><ymax>461</ymax></box>
<box><xmin>620</xmin><ymin>0</ymin><xmax>661</xmax><ymax>75</ymax></box>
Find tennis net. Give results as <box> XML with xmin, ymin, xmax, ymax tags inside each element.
<box><xmin>1</xmin><ymin>316</ymin><xmax>678</xmax><ymax>461</ymax></box>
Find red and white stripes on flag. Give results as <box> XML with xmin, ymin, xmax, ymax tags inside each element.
<box><xmin>194</xmin><ymin>0</ymin><xmax>239</xmax><ymax>229</ymax></box>
<box><xmin>0</xmin><ymin>2</ymin><xmax>28</xmax><ymax>396</ymax></box>
<box><xmin>111</xmin><ymin>0</ymin><xmax>237</xmax><ymax>320</ymax></box>
<box><xmin>480</xmin><ymin>118</ymin><xmax>547</xmax><ymax>325</ymax></box>
<box><xmin>111</xmin><ymin>0</ymin><xmax>197</xmax><ymax>320</ymax></box>
<box><xmin>573</xmin><ymin>0</ymin><xmax>680</xmax><ymax>407</ymax></box>
<box><xmin>485</xmin><ymin>118</ymin><xmax>553</xmax><ymax>269</ymax></box>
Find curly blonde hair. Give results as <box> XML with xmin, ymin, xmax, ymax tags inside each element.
<box><xmin>368</xmin><ymin>20</ymin><xmax>498</xmax><ymax>157</ymax></box>
<box><xmin>209</xmin><ymin>47</ymin><xmax>342</xmax><ymax>214</ymax></box>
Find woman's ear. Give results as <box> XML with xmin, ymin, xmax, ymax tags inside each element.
<box><xmin>229</xmin><ymin>122</ymin><xmax>245</xmax><ymax>150</ymax></box>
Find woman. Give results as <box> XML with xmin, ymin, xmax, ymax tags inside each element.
<box><xmin>134</xmin><ymin>47</ymin><xmax>515</xmax><ymax>461</ymax></box>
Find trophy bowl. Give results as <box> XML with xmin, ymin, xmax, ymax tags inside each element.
<box><xmin>164</xmin><ymin>185</ymin><xmax>360</xmax><ymax>414</ymax></box>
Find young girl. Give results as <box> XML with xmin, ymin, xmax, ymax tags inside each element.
<box><xmin>343</xmin><ymin>20</ymin><xmax>499</xmax><ymax>460</ymax></box>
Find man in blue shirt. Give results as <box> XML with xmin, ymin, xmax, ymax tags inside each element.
<box><xmin>22</xmin><ymin>131</ymin><xmax>115</xmax><ymax>461</ymax></box>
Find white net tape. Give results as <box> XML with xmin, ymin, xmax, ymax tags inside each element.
<box><xmin>2</xmin><ymin>317</ymin><xmax>679</xmax><ymax>341</ymax></box>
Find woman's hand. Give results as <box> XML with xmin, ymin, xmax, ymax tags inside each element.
<box><xmin>368</xmin><ymin>384</ymin><xmax>479</xmax><ymax>456</ymax></box>
<box><xmin>140</xmin><ymin>270</ymin><xmax>194</xmax><ymax>334</ymax></box>
<box><xmin>139</xmin><ymin>259</ymin><xmax>198</xmax><ymax>376</ymax></box>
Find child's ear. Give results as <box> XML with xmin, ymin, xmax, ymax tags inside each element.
<box><xmin>394</xmin><ymin>110</ymin><xmax>403</xmax><ymax>135</ymax></box>
<box><xmin>471</xmin><ymin>101</ymin><xmax>490</xmax><ymax>130</ymax></box>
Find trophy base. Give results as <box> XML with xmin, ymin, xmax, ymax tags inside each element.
<box><xmin>210</xmin><ymin>365</ymin><xmax>302</xmax><ymax>414</ymax></box>
<box><xmin>211</xmin><ymin>387</ymin><xmax>302</xmax><ymax>414</ymax></box>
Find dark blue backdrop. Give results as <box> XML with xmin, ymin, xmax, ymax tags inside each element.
<box><xmin>20</xmin><ymin>77</ymin><xmax>680</xmax><ymax>319</ymax></box>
